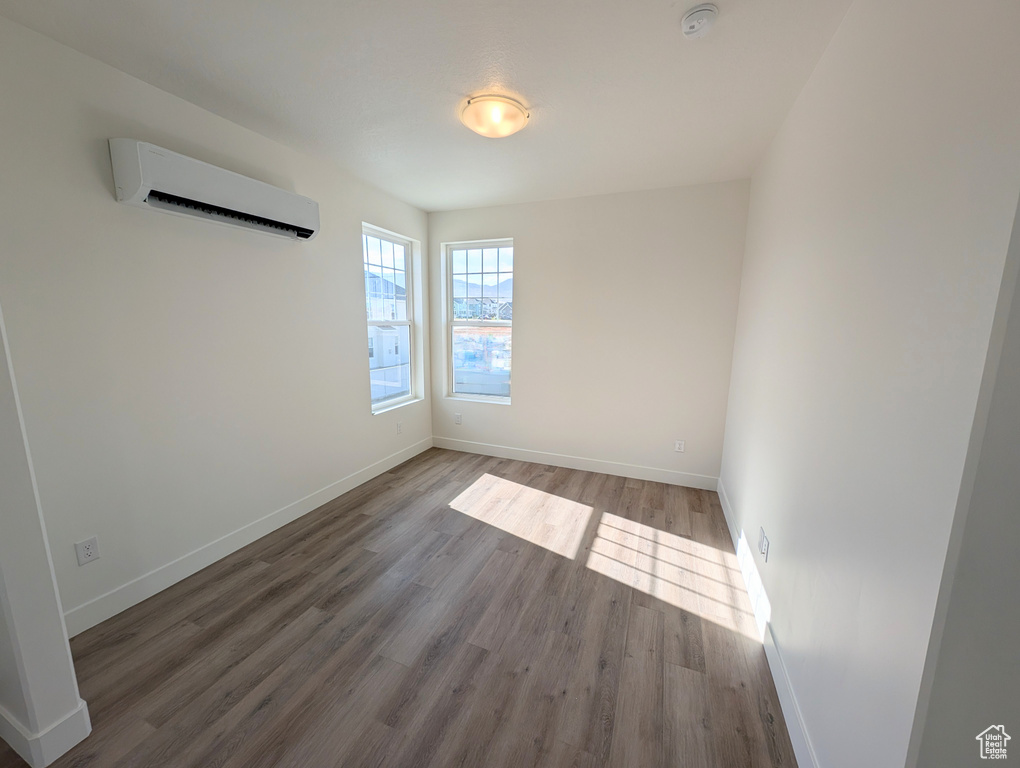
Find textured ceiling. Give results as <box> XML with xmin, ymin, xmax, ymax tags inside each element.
<box><xmin>0</xmin><ymin>0</ymin><xmax>852</xmax><ymax>211</ymax></box>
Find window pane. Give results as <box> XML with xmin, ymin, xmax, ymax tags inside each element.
<box><xmin>369</xmin><ymin>325</ymin><xmax>411</xmax><ymax>404</ymax></box>
<box><xmin>481</xmin><ymin>274</ymin><xmax>500</xmax><ymax>320</ymax></box>
<box><xmin>452</xmin><ymin>275</ymin><xmax>468</xmax><ymax>298</ymax></box>
<box><xmin>381</xmin><ymin>239</ymin><xmax>394</xmax><ymax>269</ymax></box>
<box><xmin>452</xmin><ymin>327</ymin><xmax>511</xmax><ymax>398</ymax></box>
<box><xmin>482</xmin><ymin>248</ymin><xmax>498</xmax><ymax>272</ymax></box>
<box><xmin>498</xmin><ymin>272</ymin><xmax>513</xmax><ymax>301</ymax></box>
<box><xmin>467</xmin><ymin>249</ymin><xmax>482</xmax><ymax>273</ymax></box>
<box><xmin>467</xmin><ymin>273</ymin><xmax>482</xmax><ymax>297</ymax></box>
<box><xmin>497</xmin><ymin>272</ymin><xmax>513</xmax><ymax>319</ymax></box>
<box><xmin>394</xmin><ymin>244</ymin><xmax>405</xmax><ymax>271</ymax></box>
<box><xmin>366</xmin><ymin>266</ymin><xmax>387</xmax><ymax>321</ymax></box>
<box><xmin>498</xmin><ymin>248</ymin><xmax>513</xmax><ymax>272</ymax></box>
<box><xmin>367</xmin><ymin>236</ymin><xmax>382</xmax><ymax>265</ymax></box>
<box><xmin>394</xmin><ymin>269</ymin><xmax>407</xmax><ymax>321</ymax></box>
<box><xmin>452</xmin><ymin>250</ymin><xmax>467</xmax><ymax>274</ymax></box>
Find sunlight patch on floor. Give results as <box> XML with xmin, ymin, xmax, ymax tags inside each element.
<box><xmin>586</xmin><ymin>512</ymin><xmax>762</xmax><ymax>641</ymax></box>
<box><xmin>449</xmin><ymin>473</ymin><xmax>593</xmax><ymax>559</ymax></box>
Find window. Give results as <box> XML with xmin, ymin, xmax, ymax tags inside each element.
<box><xmin>364</xmin><ymin>226</ymin><xmax>415</xmax><ymax>409</ymax></box>
<box><xmin>447</xmin><ymin>240</ymin><xmax>513</xmax><ymax>400</ymax></box>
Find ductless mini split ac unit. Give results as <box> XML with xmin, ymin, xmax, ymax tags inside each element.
<box><xmin>108</xmin><ymin>139</ymin><xmax>320</xmax><ymax>240</ymax></box>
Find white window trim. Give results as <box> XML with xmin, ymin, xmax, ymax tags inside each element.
<box><xmin>364</xmin><ymin>224</ymin><xmax>421</xmax><ymax>413</ymax></box>
<box><xmin>444</xmin><ymin>238</ymin><xmax>513</xmax><ymax>403</ymax></box>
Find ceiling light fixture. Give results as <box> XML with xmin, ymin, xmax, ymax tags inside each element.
<box><xmin>460</xmin><ymin>94</ymin><xmax>530</xmax><ymax>138</ymax></box>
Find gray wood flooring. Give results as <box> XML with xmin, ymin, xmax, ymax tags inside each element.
<box><xmin>0</xmin><ymin>448</ymin><xmax>796</xmax><ymax>767</ymax></box>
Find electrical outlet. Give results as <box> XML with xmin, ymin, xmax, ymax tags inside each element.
<box><xmin>75</xmin><ymin>536</ymin><xmax>100</xmax><ymax>566</ymax></box>
<box><xmin>758</xmin><ymin>527</ymin><xmax>770</xmax><ymax>563</ymax></box>
<box><xmin>396</xmin><ymin>421</ymin><xmax>403</xmax><ymax>434</ymax></box>
<box><xmin>454</xmin><ymin>413</ymin><xmax>462</xmax><ymax>425</ymax></box>
<box><xmin>674</xmin><ymin>439</ymin><xmax>685</xmax><ymax>453</ymax></box>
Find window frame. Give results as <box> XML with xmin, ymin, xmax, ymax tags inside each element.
<box><xmin>445</xmin><ymin>238</ymin><xmax>513</xmax><ymax>403</ymax></box>
<box><xmin>363</xmin><ymin>224</ymin><xmax>418</xmax><ymax>413</ymax></box>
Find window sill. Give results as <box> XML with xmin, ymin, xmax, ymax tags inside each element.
<box><xmin>445</xmin><ymin>394</ymin><xmax>512</xmax><ymax>406</ymax></box>
<box><xmin>371</xmin><ymin>396</ymin><xmax>423</xmax><ymax>415</ymax></box>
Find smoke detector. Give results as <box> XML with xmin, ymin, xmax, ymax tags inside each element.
<box><xmin>682</xmin><ymin>3</ymin><xmax>718</xmax><ymax>39</ymax></box>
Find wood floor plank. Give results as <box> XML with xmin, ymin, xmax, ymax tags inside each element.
<box><xmin>664</xmin><ymin>661</ymin><xmax>716</xmax><ymax>767</ymax></box>
<box><xmin>379</xmin><ymin>526</ymin><xmax>505</xmax><ymax>666</ymax></box>
<box><xmin>1</xmin><ymin>450</ymin><xmax>797</xmax><ymax>768</ymax></box>
<box><xmin>137</xmin><ymin>606</ymin><xmax>333</xmax><ymax>729</ymax></box>
<box><xmin>482</xmin><ymin>629</ymin><xmax>579</xmax><ymax>768</ymax></box>
<box><xmin>664</xmin><ymin>605</ymin><xmax>707</xmax><ymax>673</ymax></box>
<box><xmin>379</xmin><ymin>641</ymin><xmax>490</xmax><ymax>768</ymax></box>
<box><xmin>212</xmin><ymin>581</ymin><xmax>432</xmax><ymax>768</ymax></box>
<box><xmin>541</xmin><ymin>740</ymin><xmax>596</xmax><ymax>768</ymax></box>
<box><xmin>701</xmin><ymin>619</ymin><xmax>777</xmax><ymax>768</ymax></box>
<box><xmin>665</xmin><ymin>485</ymin><xmax>696</xmax><ymax>538</ymax></box>
<box><xmin>609</xmin><ymin>602</ymin><xmax>664</xmax><ymax>768</ymax></box>
<box><xmin>557</xmin><ymin>573</ymin><xmax>632</xmax><ymax>763</ymax></box>
<box><xmin>420</xmin><ymin>648</ymin><xmax>527</xmax><ymax>768</ymax></box>
<box><xmin>115</xmin><ymin>607</ymin><xmax>334</xmax><ymax>768</ymax></box>
<box><xmin>259</xmin><ymin>653</ymin><xmax>409</xmax><ymax>768</ymax></box>
<box><xmin>379</xmin><ymin>549</ymin><xmax>517</xmax><ymax>728</ymax></box>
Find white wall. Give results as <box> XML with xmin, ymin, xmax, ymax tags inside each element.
<box><xmin>0</xmin><ymin>16</ymin><xmax>432</xmax><ymax>637</ymax></box>
<box><xmin>717</xmin><ymin>0</ymin><xmax>1020</xmax><ymax>766</ymax></box>
<box><xmin>428</xmin><ymin>182</ymin><xmax>748</xmax><ymax>488</ymax></box>
<box><xmin>911</xmin><ymin>195</ymin><xmax>1020</xmax><ymax>767</ymax></box>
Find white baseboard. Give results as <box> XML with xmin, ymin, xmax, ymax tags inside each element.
<box><xmin>0</xmin><ymin>698</ymin><xmax>91</xmax><ymax>768</ymax></box>
<box><xmin>762</xmin><ymin>625</ymin><xmax>819</xmax><ymax>768</ymax></box>
<box><xmin>432</xmin><ymin>437</ymin><xmax>718</xmax><ymax>490</ymax></box>
<box><xmin>714</xmin><ymin>478</ymin><xmax>741</xmax><ymax>545</ymax></box>
<box><xmin>63</xmin><ymin>438</ymin><xmax>433</xmax><ymax>637</ymax></box>
<box><xmin>716</xmin><ymin>477</ymin><xmax>819</xmax><ymax>768</ymax></box>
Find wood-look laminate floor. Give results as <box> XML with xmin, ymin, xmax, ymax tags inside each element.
<box><xmin>0</xmin><ymin>449</ymin><xmax>796</xmax><ymax>768</ymax></box>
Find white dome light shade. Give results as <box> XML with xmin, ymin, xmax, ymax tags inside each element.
<box><xmin>460</xmin><ymin>94</ymin><xmax>530</xmax><ymax>138</ymax></box>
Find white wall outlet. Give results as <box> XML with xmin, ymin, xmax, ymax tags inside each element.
<box><xmin>396</xmin><ymin>421</ymin><xmax>403</xmax><ymax>434</ymax></box>
<box><xmin>674</xmin><ymin>439</ymin><xmax>685</xmax><ymax>452</ymax></box>
<box><xmin>75</xmin><ymin>536</ymin><xmax>100</xmax><ymax>566</ymax></box>
<box><xmin>758</xmin><ymin>527</ymin><xmax>770</xmax><ymax>562</ymax></box>
<box><xmin>454</xmin><ymin>413</ymin><xmax>462</xmax><ymax>425</ymax></box>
